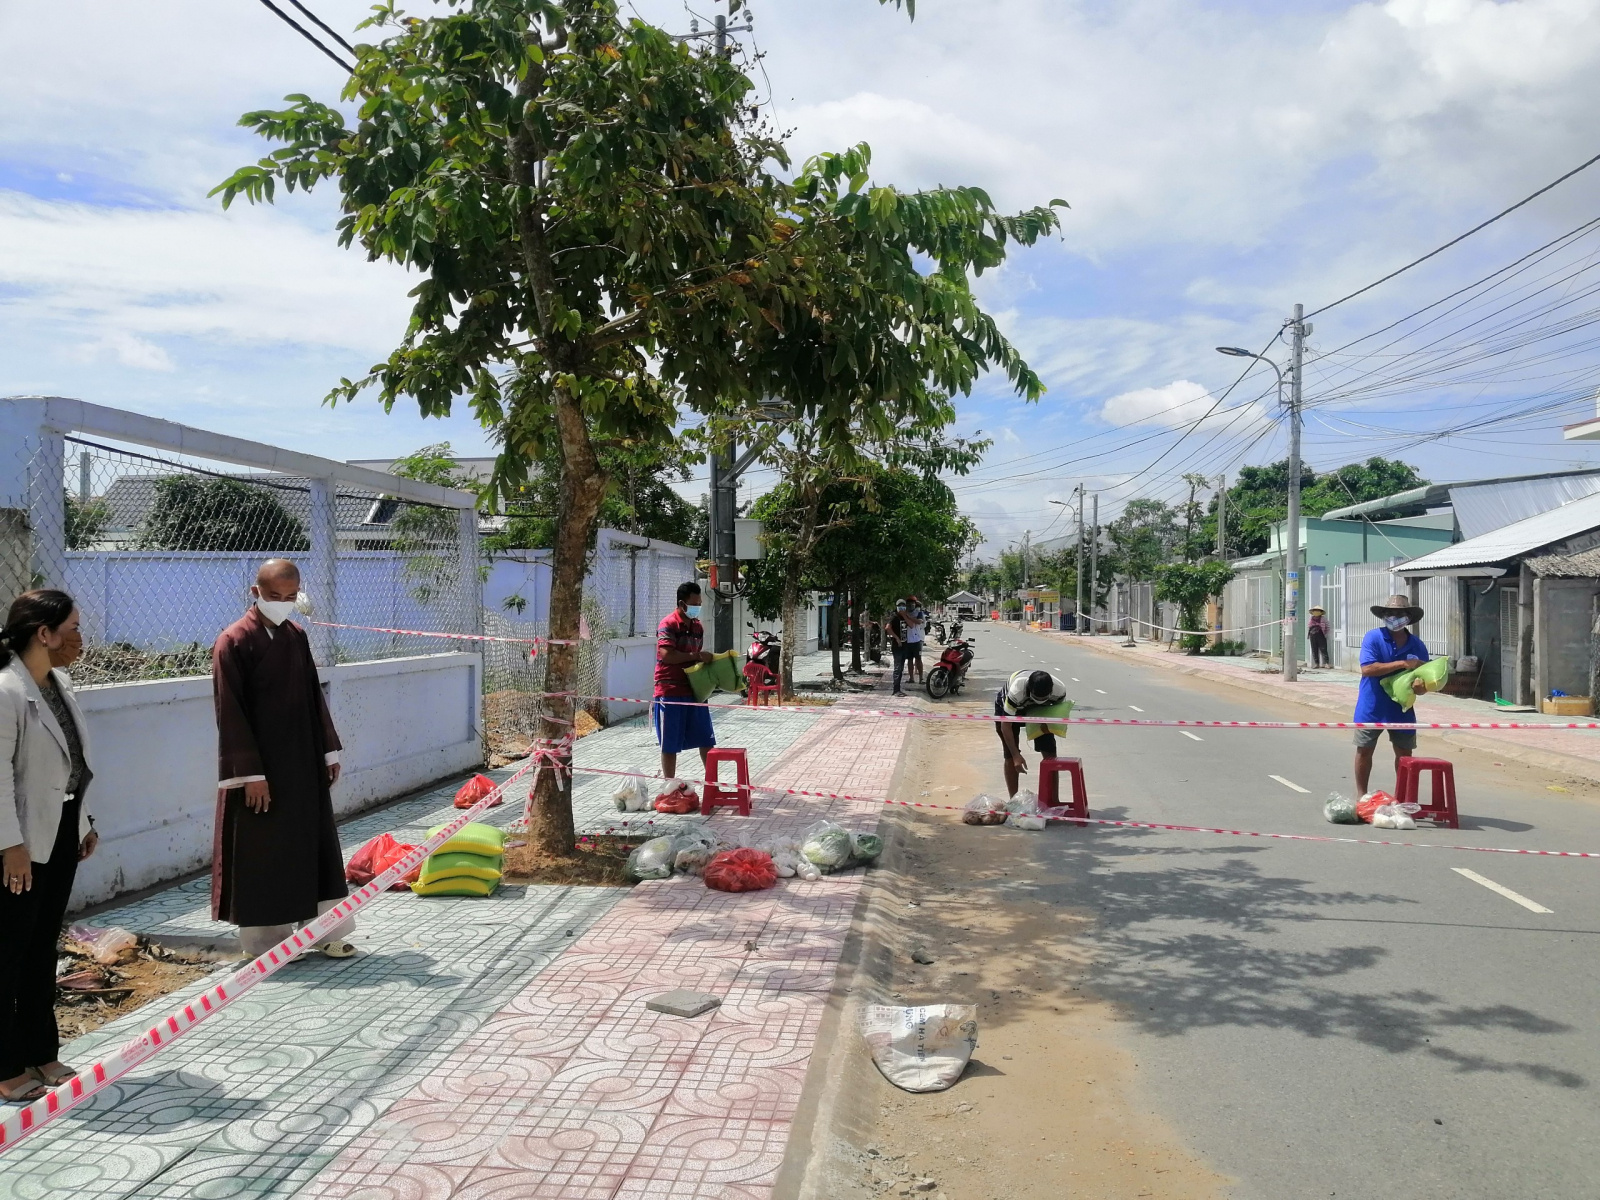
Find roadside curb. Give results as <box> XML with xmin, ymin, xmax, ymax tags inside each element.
<box><xmin>1035</xmin><ymin>628</ymin><xmax>1600</xmax><ymax>787</ymax></box>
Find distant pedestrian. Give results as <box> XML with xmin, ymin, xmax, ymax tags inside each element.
<box><xmin>888</xmin><ymin>600</ymin><xmax>911</xmax><ymax>697</ymax></box>
<box><xmin>1353</xmin><ymin>594</ymin><xmax>1430</xmax><ymax>796</ymax></box>
<box><xmin>654</xmin><ymin>581</ymin><xmax>716</xmax><ymax>781</ymax></box>
<box><xmin>995</xmin><ymin>668</ymin><xmax>1069</xmax><ymax>798</ymax></box>
<box><xmin>1308</xmin><ymin>606</ymin><xmax>1332</xmax><ymax>668</ymax></box>
<box><xmin>905</xmin><ymin>595</ymin><xmax>927</xmax><ymax>684</ymax></box>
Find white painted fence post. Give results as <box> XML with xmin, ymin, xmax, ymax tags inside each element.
<box><xmin>306</xmin><ymin>478</ymin><xmax>338</xmax><ymax>664</ymax></box>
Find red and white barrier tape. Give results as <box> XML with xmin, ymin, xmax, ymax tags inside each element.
<box><xmin>558</xmin><ymin>762</ymin><xmax>1600</xmax><ymax>859</ymax></box>
<box><xmin>532</xmin><ymin>690</ymin><xmax>1600</xmax><ymax>732</ymax></box>
<box><xmin>305</xmin><ymin>620</ymin><xmax>579</xmax><ymax>648</ymax></box>
<box><xmin>0</xmin><ymin>757</ymin><xmax>548</xmax><ymax>1155</ymax></box>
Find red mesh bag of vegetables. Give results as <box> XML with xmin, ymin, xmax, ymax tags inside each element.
<box><xmin>703</xmin><ymin>848</ymin><xmax>778</xmax><ymax>892</ymax></box>
<box><xmin>1356</xmin><ymin>790</ymin><xmax>1398</xmax><ymax>823</ymax></box>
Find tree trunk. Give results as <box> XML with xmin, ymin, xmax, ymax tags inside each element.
<box><xmin>777</xmin><ymin>484</ymin><xmax>822</xmax><ymax>699</ymax></box>
<box><xmin>849</xmin><ymin>585</ymin><xmax>864</xmax><ymax>673</ymax></box>
<box><xmin>527</xmin><ymin>386</ymin><xmax>606</xmax><ymax>858</ymax></box>
<box><xmin>829</xmin><ymin>579</ymin><xmax>844</xmax><ymax>683</ymax></box>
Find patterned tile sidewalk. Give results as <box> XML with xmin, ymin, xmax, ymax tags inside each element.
<box><xmin>0</xmin><ymin>655</ymin><xmax>883</xmax><ymax>1200</ymax></box>
<box><xmin>299</xmin><ymin>685</ymin><xmax>906</xmax><ymax>1200</ymax></box>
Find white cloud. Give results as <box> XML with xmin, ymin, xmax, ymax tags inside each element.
<box><xmin>79</xmin><ymin>331</ymin><xmax>174</xmax><ymax>373</ymax></box>
<box><xmin>1100</xmin><ymin>380</ymin><xmax>1215</xmax><ymax>427</ymax></box>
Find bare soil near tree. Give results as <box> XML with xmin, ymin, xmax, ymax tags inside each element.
<box><xmin>779</xmin><ymin>702</ymin><xmax>1231</xmax><ymax>1200</ymax></box>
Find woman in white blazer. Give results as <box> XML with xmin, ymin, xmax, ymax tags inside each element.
<box><xmin>0</xmin><ymin>590</ymin><xmax>96</xmax><ymax>1104</ymax></box>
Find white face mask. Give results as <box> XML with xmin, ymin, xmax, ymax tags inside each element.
<box><xmin>1383</xmin><ymin>614</ymin><xmax>1410</xmax><ymax>631</ymax></box>
<box><xmin>256</xmin><ymin>597</ymin><xmax>297</xmax><ymax>625</ymax></box>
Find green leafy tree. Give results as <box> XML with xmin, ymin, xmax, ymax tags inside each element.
<box><xmin>1207</xmin><ymin>456</ymin><xmax>1425</xmax><ymax>558</ymax></box>
<box><xmin>1101</xmin><ymin>498</ymin><xmax>1179</xmax><ymax>584</ymax></box>
<box><xmin>388</xmin><ymin>444</ymin><xmax>475</xmax><ymax>606</ymax></box>
<box><xmin>137</xmin><ymin>476</ymin><xmax>308</xmax><ymax>552</ymax></box>
<box><xmin>1155</xmin><ymin>560</ymin><xmax>1235</xmax><ymax>652</ymax></box>
<box><xmin>214</xmin><ymin>0</ymin><xmax>1056</xmax><ymax>853</ymax></box>
<box><xmin>65</xmin><ymin>491</ymin><xmax>111</xmax><ymax>551</ymax></box>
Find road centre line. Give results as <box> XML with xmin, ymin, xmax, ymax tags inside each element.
<box><xmin>1128</xmin><ymin>705</ymin><xmax>1144</xmax><ymax>712</ymax></box>
<box><xmin>1179</xmin><ymin>730</ymin><xmax>1203</xmax><ymax>741</ymax></box>
<box><xmin>1451</xmin><ymin>868</ymin><xmax>1553</xmax><ymax>913</ymax></box>
<box><xmin>1095</xmin><ymin>688</ymin><xmax>1107</xmax><ymax>694</ymax></box>
<box><xmin>1270</xmin><ymin>775</ymin><xmax>1310</xmax><ymax>794</ymax></box>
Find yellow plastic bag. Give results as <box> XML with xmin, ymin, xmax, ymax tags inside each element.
<box><xmin>1024</xmin><ymin>699</ymin><xmax>1074</xmax><ymax>741</ymax></box>
<box><xmin>410</xmin><ymin>875</ymin><xmax>498</xmax><ymax>897</ymax></box>
<box><xmin>425</xmin><ymin>821</ymin><xmax>506</xmax><ymax>858</ymax></box>
<box><xmin>684</xmin><ymin>650</ymin><xmax>745</xmax><ymax>702</ymax></box>
<box><xmin>416</xmin><ymin>851</ymin><xmax>503</xmax><ymax>888</ymax></box>
<box><xmin>1380</xmin><ymin>656</ymin><xmax>1450</xmax><ymax>711</ymax></box>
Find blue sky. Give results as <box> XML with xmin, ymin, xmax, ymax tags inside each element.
<box><xmin>5</xmin><ymin>0</ymin><xmax>1600</xmax><ymax>554</ymax></box>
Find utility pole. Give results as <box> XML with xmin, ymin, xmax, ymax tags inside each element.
<box><xmin>1213</xmin><ymin>472</ymin><xmax>1227</xmax><ymax>641</ymax></box>
<box><xmin>1075</xmin><ymin>483</ymin><xmax>1085</xmax><ymax>633</ymax></box>
<box><xmin>1284</xmin><ymin>303</ymin><xmax>1307</xmax><ymax>683</ymax></box>
<box><xmin>1022</xmin><ymin>530</ymin><xmax>1030</xmax><ymax>589</ymax></box>
<box><xmin>710</xmin><ymin>446</ymin><xmax>736</xmax><ymax>653</ymax></box>
<box><xmin>714</xmin><ymin>7</ymin><xmax>726</xmax><ymax>52</ymax></box>
<box><xmin>1089</xmin><ymin>493</ymin><xmax>1099</xmax><ymax>636</ymax></box>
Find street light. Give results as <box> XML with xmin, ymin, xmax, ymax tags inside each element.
<box><xmin>1217</xmin><ymin>343</ymin><xmax>1302</xmax><ymax>682</ymax></box>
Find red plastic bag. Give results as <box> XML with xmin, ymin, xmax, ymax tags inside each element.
<box><xmin>703</xmin><ymin>848</ymin><xmax>777</xmax><ymax>892</ymax></box>
<box><xmin>654</xmin><ymin>782</ymin><xmax>700</xmax><ymax>814</ymax></box>
<box><xmin>454</xmin><ymin>773</ymin><xmax>503</xmax><ymax>810</ymax></box>
<box><xmin>346</xmin><ymin>833</ymin><xmax>421</xmax><ymax>890</ymax></box>
<box><xmin>1356</xmin><ymin>790</ymin><xmax>1397</xmax><ymax>824</ymax></box>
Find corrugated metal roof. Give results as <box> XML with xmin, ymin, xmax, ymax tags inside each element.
<box><xmin>1321</xmin><ymin>467</ymin><xmax>1600</xmax><ymax>522</ymax></box>
<box><xmin>1398</xmin><ymin>489</ymin><xmax>1600</xmax><ymax>574</ymax></box>
<box><xmin>1451</xmin><ymin>473</ymin><xmax>1600</xmax><ymax>539</ymax></box>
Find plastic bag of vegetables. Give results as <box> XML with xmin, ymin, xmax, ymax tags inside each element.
<box><xmin>624</xmin><ymin>835</ymin><xmax>678</xmax><ymax>881</ymax></box>
<box><xmin>962</xmin><ymin>794</ymin><xmax>1009</xmax><ymax>826</ymax></box>
<box><xmin>801</xmin><ymin>820</ymin><xmax>855</xmax><ymax>871</ymax></box>
<box><xmin>1323</xmin><ymin>793</ymin><xmax>1360</xmax><ymax>824</ymax></box>
<box><xmin>850</xmin><ymin>832</ymin><xmax>884</xmax><ymax>862</ymax></box>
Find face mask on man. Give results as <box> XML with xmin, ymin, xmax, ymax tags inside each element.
<box><xmin>49</xmin><ymin>628</ymin><xmax>83</xmax><ymax>669</ymax></box>
<box><xmin>1383</xmin><ymin>614</ymin><xmax>1410</xmax><ymax>632</ymax></box>
<box><xmin>256</xmin><ymin>596</ymin><xmax>298</xmax><ymax>625</ymax></box>
<box><xmin>685</xmin><ymin>604</ymin><xmax>702</xmax><ymax>620</ymax></box>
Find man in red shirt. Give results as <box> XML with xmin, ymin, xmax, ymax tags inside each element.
<box><xmin>655</xmin><ymin>581</ymin><xmax>716</xmax><ymax>781</ymax></box>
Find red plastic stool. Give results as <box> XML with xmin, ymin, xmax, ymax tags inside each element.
<box><xmin>743</xmin><ymin>664</ymin><xmax>780</xmax><ymax>707</ymax></box>
<box><xmin>1037</xmin><ymin>757</ymin><xmax>1089</xmax><ymax>823</ymax></box>
<box><xmin>1395</xmin><ymin>756</ymin><xmax>1458</xmax><ymax>828</ymax></box>
<box><xmin>703</xmin><ymin>747</ymin><xmax>752</xmax><ymax>817</ymax></box>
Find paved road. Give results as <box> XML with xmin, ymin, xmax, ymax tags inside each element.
<box><xmin>949</xmin><ymin>622</ymin><xmax>1600</xmax><ymax>1200</ymax></box>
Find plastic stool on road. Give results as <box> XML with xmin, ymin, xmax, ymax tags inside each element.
<box><xmin>744</xmin><ymin>664</ymin><xmax>780</xmax><ymax>707</ymax></box>
<box><xmin>1038</xmin><ymin>757</ymin><xmax>1089</xmax><ymax>823</ymax></box>
<box><xmin>1396</xmin><ymin>756</ymin><xmax>1458</xmax><ymax>828</ymax></box>
<box><xmin>703</xmin><ymin>747</ymin><xmax>752</xmax><ymax>817</ymax></box>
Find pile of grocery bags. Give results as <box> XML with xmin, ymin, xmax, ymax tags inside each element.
<box><xmin>410</xmin><ymin>821</ymin><xmax>506</xmax><ymax>897</ymax></box>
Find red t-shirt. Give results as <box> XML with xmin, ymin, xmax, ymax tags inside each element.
<box><xmin>655</xmin><ymin>610</ymin><xmax>704</xmax><ymax>697</ymax></box>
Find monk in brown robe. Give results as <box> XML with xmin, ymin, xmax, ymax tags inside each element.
<box><xmin>212</xmin><ymin>558</ymin><xmax>355</xmax><ymax>959</ymax></box>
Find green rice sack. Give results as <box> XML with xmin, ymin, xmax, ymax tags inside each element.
<box><xmin>410</xmin><ymin>875</ymin><xmax>498</xmax><ymax>897</ymax></box>
<box><xmin>417</xmin><ymin>851</ymin><xmax>503</xmax><ymax>888</ymax></box>
<box><xmin>426</xmin><ymin>821</ymin><xmax>506</xmax><ymax>858</ymax></box>
<box><xmin>684</xmin><ymin>660</ymin><xmax>717</xmax><ymax>703</ymax></box>
<box><xmin>1380</xmin><ymin>656</ymin><xmax>1450</xmax><ymax>711</ymax></box>
<box><xmin>1024</xmin><ymin>699</ymin><xmax>1074</xmax><ymax>742</ymax></box>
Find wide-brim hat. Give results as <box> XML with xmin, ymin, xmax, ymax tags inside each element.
<box><xmin>1309</xmin><ymin>606</ymin><xmax>1325</xmax><ymax>614</ymax></box>
<box><xmin>1370</xmin><ymin>593</ymin><xmax>1423</xmax><ymax>622</ymax></box>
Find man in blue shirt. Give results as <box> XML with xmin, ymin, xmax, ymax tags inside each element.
<box><xmin>1354</xmin><ymin>593</ymin><xmax>1431</xmax><ymax>795</ymax></box>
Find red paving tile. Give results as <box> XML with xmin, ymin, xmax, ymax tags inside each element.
<box><xmin>302</xmin><ymin>700</ymin><xmax>904</xmax><ymax>1199</ymax></box>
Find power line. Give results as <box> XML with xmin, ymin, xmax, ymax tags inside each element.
<box><xmin>286</xmin><ymin>0</ymin><xmax>357</xmax><ymax>55</ymax></box>
<box><xmin>1304</xmin><ymin>148</ymin><xmax>1600</xmax><ymax>320</ymax></box>
<box><xmin>254</xmin><ymin>0</ymin><xmax>355</xmax><ymax>73</ymax></box>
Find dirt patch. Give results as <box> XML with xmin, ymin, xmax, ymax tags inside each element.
<box><xmin>484</xmin><ymin>691</ymin><xmax>602</xmax><ymax>767</ymax></box>
<box><xmin>502</xmin><ymin>834</ymin><xmax>642</xmax><ymax>887</ymax></box>
<box><xmin>785</xmin><ymin>705</ymin><xmax>1231</xmax><ymax>1200</ymax></box>
<box><xmin>54</xmin><ymin>937</ymin><xmax>218</xmax><ymax>1042</ymax></box>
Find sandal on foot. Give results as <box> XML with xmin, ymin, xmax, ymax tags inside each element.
<box><xmin>28</xmin><ymin>1063</ymin><xmax>77</xmax><ymax>1088</ymax></box>
<box><xmin>317</xmin><ymin>940</ymin><xmax>357</xmax><ymax>958</ymax></box>
<box><xmin>0</xmin><ymin>1077</ymin><xmax>46</xmax><ymax>1104</ymax></box>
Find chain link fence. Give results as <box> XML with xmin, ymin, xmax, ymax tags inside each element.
<box><xmin>0</xmin><ymin>403</ymin><xmax>480</xmax><ymax>690</ymax></box>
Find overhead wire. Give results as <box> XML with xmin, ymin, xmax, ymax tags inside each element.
<box><xmin>254</xmin><ymin>0</ymin><xmax>355</xmax><ymax>72</ymax></box>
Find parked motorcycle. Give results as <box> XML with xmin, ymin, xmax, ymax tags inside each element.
<box><xmin>931</xmin><ymin>620</ymin><xmax>948</xmax><ymax>645</ymax></box>
<box><xmin>926</xmin><ymin>637</ymin><xmax>975</xmax><ymax>699</ymax></box>
<box><xmin>949</xmin><ymin>620</ymin><xmax>964</xmax><ymax>642</ymax></box>
<box><xmin>746</xmin><ymin>625</ymin><xmax>782</xmax><ymax>687</ymax></box>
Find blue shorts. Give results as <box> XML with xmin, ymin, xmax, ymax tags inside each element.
<box><xmin>653</xmin><ymin>694</ymin><xmax>717</xmax><ymax>755</ymax></box>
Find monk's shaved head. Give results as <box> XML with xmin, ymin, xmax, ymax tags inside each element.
<box><xmin>257</xmin><ymin>559</ymin><xmax>301</xmax><ymax>588</ymax></box>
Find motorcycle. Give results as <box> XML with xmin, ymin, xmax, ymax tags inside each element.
<box><xmin>746</xmin><ymin>626</ymin><xmax>782</xmax><ymax>688</ymax></box>
<box><xmin>949</xmin><ymin>620</ymin><xmax>964</xmax><ymax>642</ymax></box>
<box><xmin>931</xmin><ymin>620</ymin><xmax>948</xmax><ymax>645</ymax></box>
<box><xmin>926</xmin><ymin>637</ymin><xmax>974</xmax><ymax>700</ymax></box>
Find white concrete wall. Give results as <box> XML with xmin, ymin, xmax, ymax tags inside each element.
<box><xmin>70</xmin><ymin>651</ymin><xmax>482</xmax><ymax>909</ymax></box>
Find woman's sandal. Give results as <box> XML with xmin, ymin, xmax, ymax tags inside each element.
<box><xmin>28</xmin><ymin>1063</ymin><xmax>78</xmax><ymax>1088</ymax></box>
<box><xmin>0</xmin><ymin>1076</ymin><xmax>46</xmax><ymax>1103</ymax></box>
<box><xmin>317</xmin><ymin>940</ymin><xmax>357</xmax><ymax>959</ymax></box>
